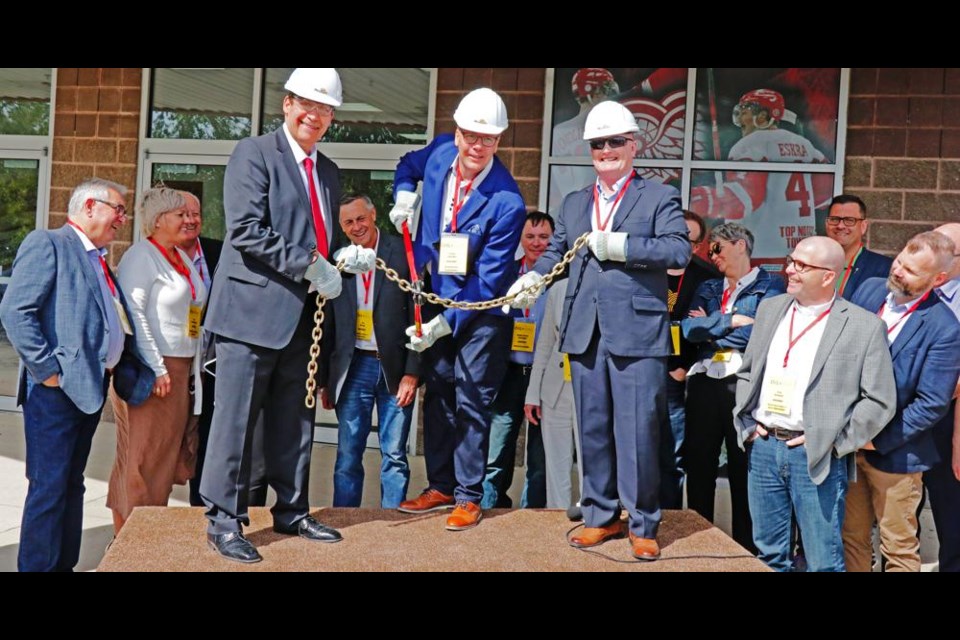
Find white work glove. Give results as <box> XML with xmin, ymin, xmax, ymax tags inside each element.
<box><xmin>587</xmin><ymin>230</ymin><xmax>628</xmax><ymax>262</ymax></box>
<box><xmin>304</xmin><ymin>257</ymin><xmax>343</xmax><ymax>299</ymax></box>
<box><xmin>405</xmin><ymin>314</ymin><xmax>452</xmax><ymax>353</ymax></box>
<box><xmin>334</xmin><ymin>244</ymin><xmax>377</xmax><ymax>275</ymax></box>
<box><xmin>502</xmin><ymin>271</ymin><xmax>545</xmax><ymax>315</ymax></box>
<box><xmin>389</xmin><ymin>191</ymin><xmax>421</xmax><ymax>234</ymax></box>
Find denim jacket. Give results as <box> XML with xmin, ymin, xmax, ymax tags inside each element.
<box><xmin>681</xmin><ymin>268</ymin><xmax>786</xmax><ymax>360</ymax></box>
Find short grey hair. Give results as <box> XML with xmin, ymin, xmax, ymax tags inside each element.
<box><xmin>709</xmin><ymin>222</ymin><xmax>755</xmax><ymax>256</ymax></box>
<box><xmin>905</xmin><ymin>231</ymin><xmax>955</xmax><ymax>274</ymax></box>
<box><xmin>138</xmin><ymin>187</ymin><xmax>186</xmax><ymax>237</ymax></box>
<box><xmin>340</xmin><ymin>192</ymin><xmax>375</xmax><ymax>210</ymax></box>
<box><xmin>67</xmin><ymin>178</ymin><xmax>128</xmax><ymax>220</ymax></box>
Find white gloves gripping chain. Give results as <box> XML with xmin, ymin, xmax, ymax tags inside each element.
<box><xmin>389</xmin><ymin>191</ymin><xmax>421</xmax><ymax>234</ymax></box>
<box><xmin>334</xmin><ymin>244</ymin><xmax>377</xmax><ymax>275</ymax></box>
<box><xmin>304</xmin><ymin>257</ymin><xmax>343</xmax><ymax>299</ymax></box>
<box><xmin>502</xmin><ymin>271</ymin><xmax>545</xmax><ymax>314</ymax></box>
<box><xmin>587</xmin><ymin>230</ymin><xmax>628</xmax><ymax>262</ymax></box>
<box><xmin>405</xmin><ymin>315</ymin><xmax>452</xmax><ymax>353</ymax></box>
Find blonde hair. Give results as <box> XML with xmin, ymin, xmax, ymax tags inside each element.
<box><xmin>138</xmin><ymin>187</ymin><xmax>186</xmax><ymax>237</ymax></box>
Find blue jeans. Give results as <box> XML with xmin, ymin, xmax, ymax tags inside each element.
<box><xmin>482</xmin><ymin>363</ymin><xmax>530</xmax><ymax>508</ymax></box>
<box><xmin>659</xmin><ymin>375</ymin><xmax>686</xmax><ymax>509</ymax></box>
<box><xmin>747</xmin><ymin>435</ymin><xmax>848</xmax><ymax>572</ymax></box>
<box><xmin>20</xmin><ymin>374</ymin><xmax>105</xmax><ymax>572</ymax></box>
<box><xmin>333</xmin><ymin>353</ymin><xmax>413</xmax><ymax>509</ymax></box>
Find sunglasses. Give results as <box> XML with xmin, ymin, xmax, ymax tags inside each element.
<box><xmin>588</xmin><ymin>136</ymin><xmax>631</xmax><ymax>151</ymax></box>
<box><xmin>708</xmin><ymin>242</ymin><xmax>723</xmax><ymax>257</ymax></box>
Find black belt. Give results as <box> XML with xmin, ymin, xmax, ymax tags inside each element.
<box><xmin>761</xmin><ymin>423</ymin><xmax>804</xmax><ymax>441</ymax></box>
<box><xmin>355</xmin><ymin>348</ymin><xmax>380</xmax><ymax>359</ymax></box>
<box><xmin>509</xmin><ymin>362</ymin><xmax>532</xmax><ymax>376</ymax></box>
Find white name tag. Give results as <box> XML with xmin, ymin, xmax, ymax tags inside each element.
<box><xmin>113</xmin><ymin>298</ymin><xmax>134</xmax><ymax>336</ymax></box>
<box><xmin>438</xmin><ymin>233</ymin><xmax>469</xmax><ymax>275</ymax></box>
<box><xmin>764</xmin><ymin>375</ymin><xmax>797</xmax><ymax>416</ymax></box>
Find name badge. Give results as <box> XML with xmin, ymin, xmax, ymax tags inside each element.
<box><xmin>670</xmin><ymin>323</ymin><xmax>681</xmax><ymax>356</ymax></box>
<box><xmin>438</xmin><ymin>233</ymin><xmax>469</xmax><ymax>275</ymax></box>
<box><xmin>712</xmin><ymin>348</ymin><xmax>733</xmax><ymax>363</ymax></box>
<box><xmin>562</xmin><ymin>353</ymin><xmax>572</xmax><ymax>382</ymax></box>
<box><xmin>356</xmin><ymin>309</ymin><xmax>374</xmax><ymax>341</ymax></box>
<box><xmin>113</xmin><ymin>298</ymin><xmax>134</xmax><ymax>336</ymax></box>
<box><xmin>186</xmin><ymin>303</ymin><xmax>203</xmax><ymax>339</ymax></box>
<box><xmin>512</xmin><ymin>320</ymin><xmax>536</xmax><ymax>353</ymax></box>
<box><xmin>764</xmin><ymin>375</ymin><xmax>797</xmax><ymax>416</ymax></box>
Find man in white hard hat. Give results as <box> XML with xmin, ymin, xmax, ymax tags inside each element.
<box><xmin>507</xmin><ymin>100</ymin><xmax>690</xmax><ymax>560</ymax></box>
<box><xmin>201</xmin><ymin>68</ymin><xmax>374</xmax><ymax>563</ymax></box>
<box><xmin>389</xmin><ymin>87</ymin><xmax>527</xmax><ymax>531</ymax></box>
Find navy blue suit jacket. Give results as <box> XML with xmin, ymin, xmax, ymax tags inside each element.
<box><xmin>394</xmin><ymin>134</ymin><xmax>526</xmax><ymax>336</ymax></box>
<box><xmin>533</xmin><ymin>174</ymin><xmax>690</xmax><ymax>357</ymax></box>
<box><xmin>0</xmin><ymin>226</ymin><xmax>155</xmax><ymax>414</ymax></box>
<box><xmin>851</xmin><ymin>277</ymin><xmax>960</xmax><ymax>473</ymax></box>
<box><xmin>840</xmin><ymin>248</ymin><xmax>892</xmax><ymax>301</ymax></box>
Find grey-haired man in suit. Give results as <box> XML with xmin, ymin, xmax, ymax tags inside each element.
<box><xmin>732</xmin><ymin>236</ymin><xmax>896</xmax><ymax>571</ymax></box>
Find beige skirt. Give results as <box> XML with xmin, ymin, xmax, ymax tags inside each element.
<box><xmin>106</xmin><ymin>356</ymin><xmax>198</xmax><ymax>520</ymax></box>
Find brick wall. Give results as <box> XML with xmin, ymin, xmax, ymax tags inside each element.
<box><xmin>845</xmin><ymin>67</ymin><xmax>960</xmax><ymax>253</ymax></box>
<box><xmin>51</xmin><ymin>68</ymin><xmax>141</xmax><ymax>267</ymax></box>
<box><xmin>435</xmin><ymin>68</ymin><xmax>545</xmax><ymax>211</ymax></box>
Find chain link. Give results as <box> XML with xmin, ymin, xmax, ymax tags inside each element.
<box><xmin>304</xmin><ymin>233</ymin><xmax>590</xmax><ymax>407</ymax></box>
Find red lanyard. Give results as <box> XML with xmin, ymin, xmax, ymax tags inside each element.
<box><xmin>360</xmin><ymin>271</ymin><xmax>373</xmax><ymax>306</ymax></box>
<box><xmin>836</xmin><ymin>245</ymin><xmax>862</xmax><ymax>297</ymax></box>
<box><xmin>450</xmin><ymin>162</ymin><xmax>474</xmax><ymax>233</ymax></box>
<box><xmin>783</xmin><ymin>303</ymin><xmax>833</xmax><ymax>367</ymax></box>
<box><xmin>878</xmin><ymin>290</ymin><xmax>929</xmax><ymax>335</ymax></box>
<box><xmin>67</xmin><ymin>220</ymin><xmax>117</xmax><ymax>297</ymax></box>
<box><xmin>673</xmin><ymin>271</ymin><xmax>686</xmax><ymax>298</ymax></box>
<box><xmin>149</xmin><ymin>237</ymin><xmax>196</xmax><ymax>301</ymax></box>
<box><xmin>721</xmin><ymin>287</ymin><xmax>732</xmax><ymax>313</ymax></box>
<box><xmin>593</xmin><ymin>171</ymin><xmax>634</xmax><ymax>231</ymax></box>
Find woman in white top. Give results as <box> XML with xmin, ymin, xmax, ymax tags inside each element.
<box><xmin>107</xmin><ymin>187</ymin><xmax>207</xmax><ymax>533</ymax></box>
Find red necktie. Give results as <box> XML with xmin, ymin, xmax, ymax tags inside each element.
<box><xmin>303</xmin><ymin>157</ymin><xmax>329</xmax><ymax>258</ymax></box>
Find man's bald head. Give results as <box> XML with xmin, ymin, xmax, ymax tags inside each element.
<box><xmin>934</xmin><ymin>223</ymin><xmax>960</xmax><ymax>279</ymax></box>
<box><xmin>797</xmin><ymin>236</ymin><xmax>845</xmax><ymax>273</ymax></box>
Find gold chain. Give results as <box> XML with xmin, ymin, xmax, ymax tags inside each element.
<box><xmin>304</xmin><ymin>233</ymin><xmax>590</xmax><ymax>407</ymax></box>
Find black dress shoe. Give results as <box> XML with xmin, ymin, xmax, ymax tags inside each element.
<box><xmin>274</xmin><ymin>516</ymin><xmax>342</xmax><ymax>543</ymax></box>
<box><xmin>207</xmin><ymin>531</ymin><xmax>262</xmax><ymax>564</ymax></box>
<box><xmin>567</xmin><ymin>504</ymin><xmax>583</xmax><ymax>522</ymax></box>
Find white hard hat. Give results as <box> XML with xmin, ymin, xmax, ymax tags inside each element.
<box><xmin>454</xmin><ymin>88</ymin><xmax>509</xmax><ymax>135</ymax></box>
<box><xmin>582</xmin><ymin>100</ymin><xmax>639</xmax><ymax>140</ymax></box>
<box><xmin>284</xmin><ymin>68</ymin><xmax>343</xmax><ymax>108</ymax></box>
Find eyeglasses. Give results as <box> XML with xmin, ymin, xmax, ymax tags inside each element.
<box><xmin>588</xmin><ymin>136</ymin><xmax>631</xmax><ymax>151</ymax></box>
<box><xmin>785</xmin><ymin>255</ymin><xmax>832</xmax><ymax>274</ymax></box>
<box><xmin>292</xmin><ymin>95</ymin><xmax>335</xmax><ymax>117</ymax></box>
<box><xmin>461</xmin><ymin>131</ymin><xmax>499</xmax><ymax>147</ymax></box>
<box><xmin>92</xmin><ymin>198</ymin><xmax>127</xmax><ymax>219</ymax></box>
<box><xmin>825</xmin><ymin>216</ymin><xmax>864</xmax><ymax>227</ymax></box>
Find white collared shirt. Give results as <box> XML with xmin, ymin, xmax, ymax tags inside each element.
<box><xmin>751</xmin><ymin>297</ymin><xmax>834</xmax><ymax>431</ymax></box>
<box><xmin>591</xmin><ymin>172</ymin><xmax>632</xmax><ymax>231</ymax></box>
<box><xmin>442</xmin><ymin>157</ymin><xmax>493</xmax><ymax>232</ymax></box>
<box><xmin>879</xmin><ymin>291</ymin><xmax>924</xmax><ymax>344</ymax></box>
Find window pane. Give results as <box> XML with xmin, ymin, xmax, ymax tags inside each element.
<box><xmin>551</xmin><ymin>68</ymin><xmax>688</xmax><ymax>159</ymax></box>
<box><xmin>149</xmin><ymin>68</ymin><xmax>254</xmax><ymax>140</ymax></box>
<box><xmin>548</xmin><ymin>164</ymin><xmax>681</xmax><ymax>218</ymax></box>
<box><xmin>261</xmin><ymin>68</ymin><xmax>430</xmax><ymax>145</ymax></box>
<box><xmin>151</xmin><ymin>163</ymin><xmax>227</xmax><ymax>240</ymax></box>
<box><xmin>0</xmin><ymin>68</ymin><xmax>51</xmax><ymax>136</ymax></box>
<box><xmin>693</xmin><ymin>68</ymin><xmax>839</xmax><ymax>162</ymax></box>
<box><xmin>0</xmin><ymin>158</ymin><xmax>40</xmax><ymax>396</ymax></box>
<box><xmin>689</xmin><ymin>169</ymin><xmax>835</xmax><ymax>272</ymax></box>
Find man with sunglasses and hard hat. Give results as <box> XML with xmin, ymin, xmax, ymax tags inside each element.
<box><xmin>200</xmin><ymin>68</ymin><xmax>375</xmax><ymax>563</ymax></box>
<box><xmin>507</xmin><ymin>100</ymin><xmax>690</xmax><ymax>560</ymax></box>
<box><xmin>389</xmin><ymin>88</ymin><xmax>526</xmax><ymax>531</ymax></box>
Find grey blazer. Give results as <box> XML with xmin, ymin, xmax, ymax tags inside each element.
<box><xmin>320</xmin><ymin>233</ymin><xmax>420</xmax><ymax>402</ymax></box>
<box><xmin>732</xmin><ymin>294</ymin><xmax>897</xmax><ymax>485</ymax></box>
<box><xmin>524</xmin><ymin>279</ymin><xmax>571</xmax><ymax>410</ymax></box>
<box><xmin>204</xmin><ymin>127</ymin><xmax>341</xmax><ymax>350</ymax></box>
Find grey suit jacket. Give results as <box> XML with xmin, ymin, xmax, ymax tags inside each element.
<box><xmin>525</xmin><ymin>279</ymin><xmax>571</xmax><ymax>410</ymax></box>
<box><xmin>733</xmin><ymin>294</ymin><xmax>897</xmax><ymax>485</ymax></box>
<box><xmin>0</xmin><ymin>226</ymin><xmax>155</xmax><ymax>414</ymax></box>
<box><xmin>320</xmin><ymin>233</ymin><xmax>420</xmax><ymax>403</ymax></box>
<box><xmin>204</xmin><ymin>127</ymin><xmax>341</xmax><ymax>349</ymax></box>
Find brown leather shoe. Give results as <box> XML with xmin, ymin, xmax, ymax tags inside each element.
<box><xmin>629</xmin><ymin>533</ymin><xmax>661</xmax><ymax>561</ymax></box>
<box><xmin>568</xmin><ymin>520</ymin><xmax>628</xmax><ymax>548</ymax></box>
<box><xmin>445</xmin><ymin>501</ymin><xmax>482</xmax><ymax>531</ymax></box>
<box><xmin>398</xmin><ymin>489</ymin><xmax>455</xmax><ymax>514</ymax></box>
